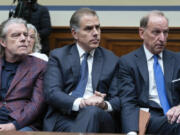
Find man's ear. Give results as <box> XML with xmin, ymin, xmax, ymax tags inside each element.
<box><xmin>139</xmin><ymin>27</ymin><xmax>145</xmax><ymax>40</ymax></box>
<box><xmin>0</xmin><ymin>38</ymin><xmax>6</xmax><ymax>48</ymax></box>
<box><xmin>71</xmin><ymin>28</ymin><xmax>78</xmax><ymax>40</ymax></box>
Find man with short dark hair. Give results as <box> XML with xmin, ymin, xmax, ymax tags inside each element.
<box><xmin>119</xmin><ymin>10</ymin><xmax>180</xmax><ymax>135</ymax></box>
<box><xmin>43</xmin><ymin>8</ymin><xmax>120</xmax><ymax>133</ymax></box>
<box><xmin>0</xmin><ymin>18</ymin><xmax>46</xmax><ymax>131</ymax></box>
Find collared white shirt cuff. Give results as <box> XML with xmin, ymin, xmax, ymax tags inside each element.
<box><xmin>127</xmin><ymin>131</ymin><xmax>137</xmax><ymax>135</ymax></box>
<box><xmin>105</xmin><ymin>101</ymin><xmax>113</xmax><ymax>112</ymax></box>
<box><xmin>72</xmin><ymin>98</ymin><xmax>83</xmax><ymax>111</ymax></box>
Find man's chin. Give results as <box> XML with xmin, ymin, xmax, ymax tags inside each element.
<box><xmin>91</xmin><ymin>43</ymin><xmax>99</xmax><ymax>48</ymax></box>
<box><xmin>154</xmin><ymin>49</ymin><xmax>164</xmax><ymax>54</ymax></box>
<box><xmin>16</xmin><ymin>51</ymin><xmax>28</xmax><ymax>57</ymax></box>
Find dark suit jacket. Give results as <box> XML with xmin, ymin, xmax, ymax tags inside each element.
<box><xmin>119</xmin><ymin>46</ymin><xmax>180</xmax><ymax>133</ymax></box>
<box><xmin>43</xmin><ymin>44</ymin><xmax>120</xmax><ymax>131</ymax></box>
<box><xmin>0</xmin><ymin>55</ymin><xmax>47</xmax><ymax>129</ymax></box>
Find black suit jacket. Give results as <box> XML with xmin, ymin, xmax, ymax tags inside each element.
<box><xmin>43</xmin><ymin>44</ymin><xmax>120</xmax><ymax>131</ymax></box>
<box><xmin>119</xmin><ymin>46</ymin><xmax>180</xmax><ymax>133</ymax></box>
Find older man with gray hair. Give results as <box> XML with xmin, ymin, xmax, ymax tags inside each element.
<box><xmin>119</xmin><ymin>10</ymin><xmax>180</xmax><ymax>135</ymax></box>
<box><xmin>0</xmin><ymin>18</ymin><xmax>46</xmax><ymax>131</ymax></box>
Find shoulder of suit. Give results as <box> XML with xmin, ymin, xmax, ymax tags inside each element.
<box><xmin>121</xmin><ymin>48</ymin><xmax>139</xmax><ymax>58</ymax></box>
<box><xmin>163</xmin><ymin>49</ymin><xmax>179</xmax><ymax>58</ymax></box>
<box><xmin>98</xmin><ymin>47</ymin><xmax>118</xmax><ymax>58</ymax></box>
<box><xmin>26</xmin><ymin>55</ymin><xmax>47</xmax><ymax>65</ymax></box>
<box><xmin>164</xmin><ymin>49</ymin><xmax>177</xmax><ymax>55</ymax></box>
<box><xmin>51</xmin><ymin>44</ymin><xmax>73</xmax><ymax>52</ymax></box>
<box><xmin>49</xmin><ymin>44</ymin><xmax>75</xmax><ymax>59</ymax></box>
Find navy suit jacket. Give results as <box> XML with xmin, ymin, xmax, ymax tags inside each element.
<box><xmin>119</xmin><ymin>46</ymin><xmax>180</xmax><ymax>133</ymax></box>
<box><xmin>43</xmin><ymin>44</ymin><xmax>120</xmax><ymax>131</ymax></box>
<box><xmin>0</xmin><ymin>56</ymin><xmax>47</xmax><ymax>129</ymax></box>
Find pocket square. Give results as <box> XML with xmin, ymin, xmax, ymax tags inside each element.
<box><xmin>172</xmin><ymin>78</ymin><xmax>180</xmax><ymax>83</ymax></box>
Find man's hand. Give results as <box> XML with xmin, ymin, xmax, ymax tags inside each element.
<box><xmin>79</xmin><ymin>91</ymin><xmax>107</xmax><ymax>109</ymax></box>
<box><xmin>93</xmin><ymin>91</ymin><xmax>107</xmax><ymax>109</ymax></box>
<box><xmin>0</xmin><ymin>123</ymin><xmax>16</xmax><ymax>131</ymax></box>
<box><xmin>166</xmin><ymin>105</ymin><xmax>180</xmax><ymax>124</ymax></box>
<box><xmin>79</xmin><ymin>98</ymin><xmax>87</xmax><ymax>109</ymax></box>
<box><xmin>85</xmin><ymin>95</ymin><xmax>103</xmax><ymax>106</ymax></box>
<box><xmin>94</xmin><ymin>91</ymin><xmax>106</xmax><ymax>98</ymax></box>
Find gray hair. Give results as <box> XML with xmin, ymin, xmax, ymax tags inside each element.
<box><xmin>140</xmin><ymin>10</ymin><xmax>169</xmax><ymax>28</ymax></box>
<box><xmin>70</xmin><ymin>8</ymin><xmax>98</xmax><ymax>31</ymax></box>
<box><xmin>0</xmin><ymin>18</ymin><xmax>27</xmax><ymax>56</ymax></box>
<box><xmin>27</xmin><ymin>23</ymin><xmax>42</xmax><ymax>52</ymax></box>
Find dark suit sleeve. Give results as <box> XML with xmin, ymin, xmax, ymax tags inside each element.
<box><xmin>10</xmin><ymin>62</ymin><xmax>46</xmax><ymax>129</ymax></box>
<box><xmin>106</xmin><ymin>65</ymin><xmax>121</xmax><ymax>111</ymax></box>
<box><xmin>119</xmin><ymin>57</ymin><xmax>139</xmax><ymax>133</ymax></box>
<box><xmin>44</xmin><ymin>51</ymin><xmax>76</xmax><ymax>114</ymax></box>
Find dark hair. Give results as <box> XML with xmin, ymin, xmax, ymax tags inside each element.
<box><xmin>70</xmin><ymin>8</ymin><xmax>98</xmax><ymax>31</ymax></box>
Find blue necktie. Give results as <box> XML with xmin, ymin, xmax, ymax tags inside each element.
<box><xmin>153</xmin><ymin>55</ymin><xmax>170</xmax><ymax>114</ymax></box>
<box><xmin>71</xmin><ymin>53</ymin><xmax>89</xmax><ymax>98</ymax></box>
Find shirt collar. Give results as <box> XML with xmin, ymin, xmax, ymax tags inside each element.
<box><xmin>2</xmin><ymin>57</ymin><xmax>21</xmax><ymax>69</ymax></box>
<box><xmin>143</xmin><ymin>45</ymin><xmax>163</xmax><ymax>61</ymax></box>
<box><xmin>76</xmin><ymin>43</ymin><xmax>95</xmax><ymax>58</ymax></box>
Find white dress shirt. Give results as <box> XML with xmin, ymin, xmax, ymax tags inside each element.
<box><xmin>71</xmin><ymin>44</ymin><xmax>112</xmax><ymax>111</ymax></box>
<box><xmin>127</xmin><ymin>45</ymin><xmax>164</xmax><ymax>135</ymax></box>
<box><xmin>144</xmin><ymin>45</ymin><xmax>164</xmax><ymax>107</ymax></box>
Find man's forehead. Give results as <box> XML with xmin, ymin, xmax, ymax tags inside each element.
<box><xmin>84</xmin><ymin>23</ymin><xmax>100</xmax><ymax>27</ymax></box>
<box><xmin>148</xmin><ymin>15</ymin><xmax>168</xmax><ymax>24</ymax></box>
<box><xmin>7</xmin><ymin>23</ymin><xmax>27</xmax><ymax>33</ymax></box>
<box><xmin>80</xmin><ymin>14</ymin><xmax>99</xmax><ymax>21</ymax></box>
<box><xmin>80</xmin><ymin>16</ymin><xmax>100</xmax><ymax>26</ymax></box>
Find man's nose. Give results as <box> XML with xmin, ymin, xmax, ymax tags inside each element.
<box><xmin>92</xmin><ymin>27</ymin><xmax>99</xmax><ymax>35</ymax></box>
<box><xmin>159</xmin><ymin>32</ymin><xmax>166</xmax><ymax>41</ymax></box>
<box><xmin>27</xmin><ymin>36</ymin><xmax>30</xmax><ymax>43</ymax></box>
<box><xmin>20</xmin><ymin>33</ymin><xmax>27</xmax><ymax>41</ymax></box>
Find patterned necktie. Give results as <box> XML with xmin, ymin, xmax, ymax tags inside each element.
<box><xmin>71</xmin><ymin>53</ymin><xmax>89</xmax><ymax>98</ymax></box>
<box><xmin>153</xmin><ymin>55</ymin><xmax>170</xmax><ymax>114</ymax></box>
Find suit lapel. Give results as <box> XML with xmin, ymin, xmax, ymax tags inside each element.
<box><xmin>135</xmin><ymin>47</ymin><xmax>149</xmax><ymax>86</ymax></box>
<box><xmin>6</xmin><ymin>57</ymin><xmax>29</xmax><ymax>97</ymax></box>
<box><xmin>163</xmin><ymin>50</ymin><xmax>174</xmax><ymax>106</ymax></box>
<box><xmin>135</xmin><ymin>46</ymin><xmax>149</xmax><ymax>103</ymax></box>
<box><xmin>92</xmin><ymin>48</ymin><xmax>103</xmax><ymax>91</ymax></box>
<box><xmin>69</xmin><ymin>45</ymin><xmax>81</xmax><ymax>87</ymax></box>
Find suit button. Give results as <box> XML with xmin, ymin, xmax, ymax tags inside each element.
<box><xmin>3</xmin><ymin>102</ymin><xmax>6</xmax><ymax>105</ymax></box>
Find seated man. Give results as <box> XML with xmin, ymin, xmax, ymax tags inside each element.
<box><xmin>43</xmin><ymin>8</ymin><xmax>120</xmax><ymax>133</ymax></box>
<box><xmin>0</xmin><ymin>18</ymin><xmax>46</xmax><ymax>131</ymax></box>
<box><xmin>119</xmin><ymin>10</ymin><xmax>180</xmax><ymax>135</ymax></box>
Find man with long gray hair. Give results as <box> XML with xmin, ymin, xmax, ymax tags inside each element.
<box><xmin>0</xmin><ymin>18</ymin><xmax>46</xmax><ymax>131</ymax></box>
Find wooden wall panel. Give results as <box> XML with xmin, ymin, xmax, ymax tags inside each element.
<box><xmin>49</xmin><ymin>27</ymin><xmax>180</xmax><ymax>56</ymax></box>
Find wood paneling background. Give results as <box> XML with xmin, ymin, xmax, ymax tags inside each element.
<box><xmin>49</xmin><ymin>27</ymin><xmax>180</xmax><ymax>56</ymax></box>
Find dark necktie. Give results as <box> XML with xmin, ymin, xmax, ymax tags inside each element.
<box><xmin>153</xmin><ymin>55</ymin><xmax>170</xmax><ymax>114</ymax></box>
<box><xmin>71</xmin><ymin>53</ymin><xmax>89</xmax><ymax>98</ymax></box>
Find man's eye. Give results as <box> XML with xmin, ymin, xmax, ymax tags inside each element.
<box><xmin>11</xmin><ymin>33</ymin><xmax>20</xmax><ymax>37</ymax></box>
<box><xmin>85</xmin><ymin>27</ymin><xmax>92</xmax><ymax>31</ymax></box>
<box><xmin>152</xmin><ymin>30</ymin><xmax>161</xmax><ymax>35</ymax></box>
<box><xmin>163</xmin><ymin>30</ymin><xmax>169</xmax><ymax>35</ymax></box>
<box><xmin>96</xmin><ymin>26</ymin><xmax>100</xmax><ymax>30</ymax></box>
<box><xmin>24</xmin><ymin>33</ymin><xmax>28</xmax><ymax>37</ymax></box>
